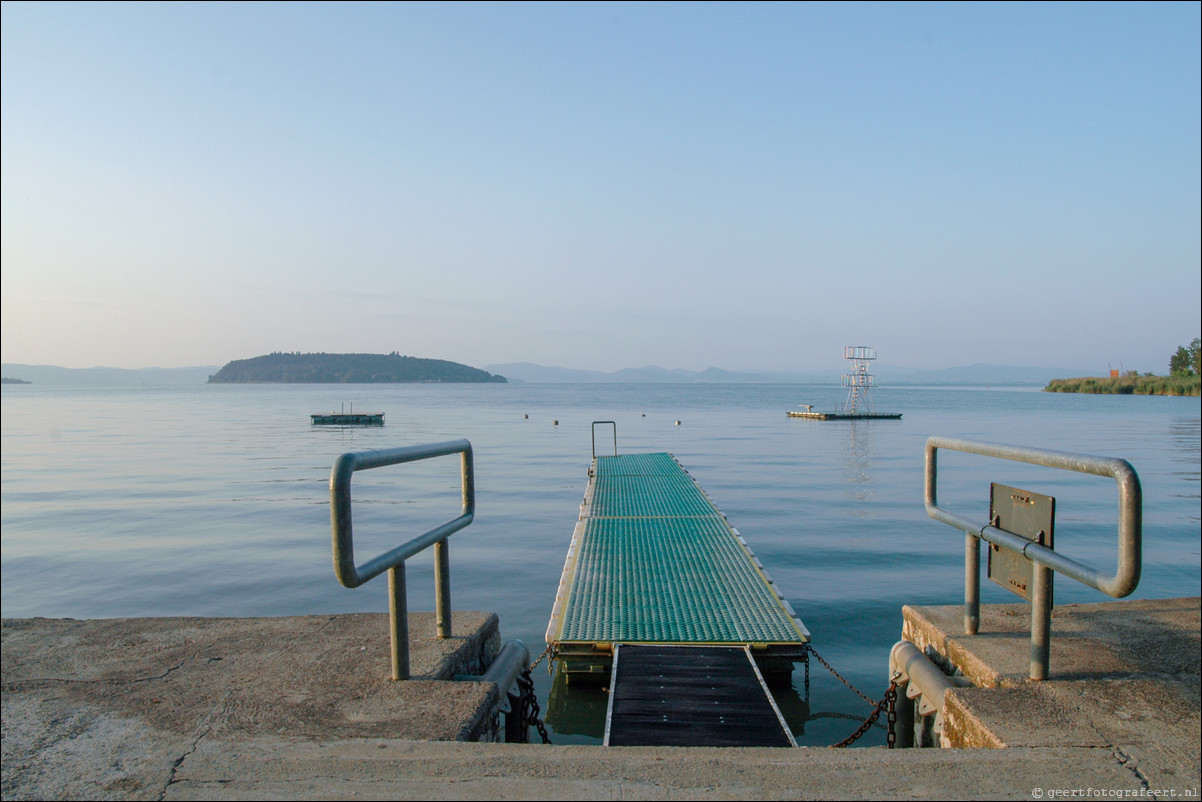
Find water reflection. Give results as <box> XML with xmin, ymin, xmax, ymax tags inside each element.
<box><xmin>840</xmin><ymin>421</ymin><xmax>877</xmax><ymax>514</ymax></box>
<box><xmin>544</xmin><ymin>666</ymin><xmax>609</xmax><ymax>740</ymax></box>
<box><xmin>769</xmin><ymin>680</ymin><xmax>812</xmax><ymax>738</ymax></box>
<box><xmin>1167</xmin><ymin>418</ymin><xmax>1200</xmax><ymax>524</ymax></box>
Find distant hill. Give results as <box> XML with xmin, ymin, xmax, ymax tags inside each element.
<box><xmin>2</xmin><ymin>359</ymin><xmax>1092</xmax><ymax>388</ymax></box>
<box><xmin>876</xmin><ymin>363</ymin><xmax>1093</xmax><ymax>386</ymax></box>
<box><xmin>483</xmin><ymin>362</ymin><xmax>1087</xmax><ymax>385</ymax></box>
<box><xmin>208</xmin><ymin>353</ymin><xmax>507</xmax><ymax>384</ymax></box>
<box><xmin>481</xmin><ymin>362</ymin><xmax>611</xmax><ymax>383</ymax></box>
<box><xmin>484</xmin><ymin>363</ymin><xmax>836</xmax><ymax>384</ymax></box>
<box><xmin>1</xmin><ymin>364</ymin><xmax>219</xmax><ymax>386</ymax></box>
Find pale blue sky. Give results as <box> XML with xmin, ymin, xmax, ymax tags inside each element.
<box><xmin>2</xmin><ymin>2</ymin><xmax>1199</xmax><ymax>373</ymax></box>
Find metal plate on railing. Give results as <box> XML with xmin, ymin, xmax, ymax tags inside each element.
<box><xmin>987</xmin><ymin>483</ymin><xmax>1055</xmax><ymax>601</ymax></box>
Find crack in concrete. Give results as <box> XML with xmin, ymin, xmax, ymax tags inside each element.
<box><xmin>2</xmin><ymin>648</ymin><xmax>208</xmax><ymax>690</ymax></box>
<box><xmin>1064</xmin><ymin>714</ymin><xmax>1164</xmax><ymax>797</ymax></box>
<box><xmin>1112</xmin><ymin>746</ymin><xmax>1154</xmax><ymax>795</ymax></box>
<box><xmin>156</xmin><ymin>689</ymin><xmax>231</xmax><ymax>802</ymax></box>
<box><xmin>133</xmin><ymin>647</ymin><xmax>229</xmax><ymax>682</ymax></box>
<box><xmin>131</xmin><ymin>654</ymin><xmax>196</xmax><ymax>683</ymax></box>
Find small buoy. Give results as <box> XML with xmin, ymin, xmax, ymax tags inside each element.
<box><xmin>675</xmin><ymin>420</ymin><xmax>681</xmax><ymax>426</ymax></box>
<box><xmin>524</xmin><ymin>414</ymin><xmax>529</xmax><ymax>419</ymax></box>
<box><xmin>641</xmin><ymin>413</ymin><xmax>646</xmax><ymax>417</ymax></box>
<box><xmin>553</xmin><ymin>420</ymin><xmax>559</xmax><ymax>426</ymax></box>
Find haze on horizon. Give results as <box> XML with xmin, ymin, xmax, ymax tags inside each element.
<box><xmin>2</xmin><ymin>3</ymin><xmax>1199</xmax><ymax>375</ymax></box>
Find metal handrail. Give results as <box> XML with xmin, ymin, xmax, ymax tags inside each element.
<box><xmin>592</xmin><ymin>421</ymin><xmax>617</xmax><ymax>459</ymax></box>
<box><xmin>924</xmin><ymin>436</ymin><xmax>1142</xmax><ymax>680</ymax></box>
<box><xmin>330</xmin><ymin>439</ymin><xmax>475</xmax><ymax>680</ymax></box>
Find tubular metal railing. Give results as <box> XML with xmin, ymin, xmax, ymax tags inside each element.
<box><xmin>924</xmin><ymin>436</ymin><xmax>1142</xmax><ymax>680</ymax></box>
<box><xmin>329</xmin><ymin>440</ymin><xmax>475</xmax><ymax>680</ymax></box>
<box><xmin>592</xmin><ymin>420</ymin><xmax>617</xmax><ymax>459</ymax></box>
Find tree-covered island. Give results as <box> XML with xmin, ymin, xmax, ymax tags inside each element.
<box><xmin>1044</xmin><ymin>338</ymin><xmax>1201</xmax><ymax>396</ymax></box>
<box><xmin>207</xmin><ymin>352</ymin><xmax>507</xmax><ymax>384</ymax></box>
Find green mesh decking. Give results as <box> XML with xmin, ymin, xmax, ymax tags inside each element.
<box><xmin>548</xmin><ymin>453</ymin><xmax>808</xmax><ymax>646</ymax></box>
<box><xmin>589</xmin><ymin>473</ymin><xmax>719</xmax><ymax>518</ymax></box>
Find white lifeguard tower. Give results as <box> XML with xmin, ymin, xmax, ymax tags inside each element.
<box><xmin>788</xmin><ymin>346</ymin><xmax>901</xmax><ymax>420</ymax></box>
<box><xmin>839</xmin><ymin>346</ymin><xmax>878</xmax><ymax>415</ymax></box>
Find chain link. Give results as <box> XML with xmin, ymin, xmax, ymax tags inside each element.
<box><xmin>886</xmin><ymin>681</ymin><xmax>898</xmax><ymax>748</ymax></box>
<box><xmin>516</xmin><ymin>669</ymin><xmax>552</xmax><ymax>744</ymax></box>
<box><xmin>529</xmin><ymin>644</ymin><xmax>554</xmax><ymax>676</ymax></box>
<box><xmin>809</xmin><ymin>646</ymin><xmax>877</xmax><ymax>705</ymax></box>
<box><xmin>830</xmin><ymin>678</ymin><xmax>898</xmax><ymax>748</ymax></box>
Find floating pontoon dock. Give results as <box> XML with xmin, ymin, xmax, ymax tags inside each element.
<box><xmin>787</xmin><ymin>410</ymin><xmax>902</xmax><ymax>420</ymax></box>
<box><xmin>311</xmin><ymin>412</ymin><xmax>384</xmax><ymax>425</ymax></box>
<box><xmin>546</xmin><ymin>448</ymin><xmax>809</xmax><ymax>746</ymax></box>
<box><xmin>605</xmin><ymin>644</ymin><xmax>796</xmax><ymax>747</ymax></box>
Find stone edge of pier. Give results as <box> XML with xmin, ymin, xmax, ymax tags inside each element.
<box><xmin>902</xmin><ymin>596</ymin><xmax>1200</xmax><ymax>792</ymax></box>
<box><xmin>3</xmin><ymin>599</ymin><xmax>1200</xmax><ymax>801</ymax></box>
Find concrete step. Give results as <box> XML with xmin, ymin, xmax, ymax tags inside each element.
<box><xmin>4</xmin><ymin>603</ymin><xmax>1199</xmax><ymax>800</ymax></box>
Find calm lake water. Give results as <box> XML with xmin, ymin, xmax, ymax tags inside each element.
<box><xmin>2</xmin><ymin>381</ymin><xmax>1199</xmax><ymax>746</ymax></box>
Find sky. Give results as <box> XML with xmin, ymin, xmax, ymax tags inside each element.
<box><xmin>2</xmin><ymin>2</ymin><xmax>1199</xmax><ymax>374</ymax></box>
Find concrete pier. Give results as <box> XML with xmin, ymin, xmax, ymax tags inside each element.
<box><xmin>3</xmin><ymin>598</ymin><xmax>1199</xmax><ymax>800</ymax></box>
<box><xmin>1</xmin><ymin>612</ymin><xmax>504</xmax><ymax>799</ymax></box>
<box><xmin>902</xmin><ymin>596</ymin><xmax>1200</xmax><ymax>790</ymax></box>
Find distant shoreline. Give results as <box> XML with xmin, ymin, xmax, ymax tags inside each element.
<box><xmin>207</xmin><ymin>353</ymin><xmax>507</xmax><ymax>384</ymax></box>
<box><xmin>1044</xmin><ymin>375</ymin><xmax>1200</xmax><ymax>397</ymax></box>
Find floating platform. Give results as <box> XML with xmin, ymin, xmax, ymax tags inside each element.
<box><xmin>604</xmin><ymin>644</ymin><xmax>796</xmax><ymax>747</ymax></box>
<box><xmin>546</xmin><ymin>452</ymin><xmax>809</xmax><ymax>682</ymax></box>
<box><xmin>311</xmin><ymin>412</ymin><xmax>384</xmax><ymax>425</ymax></box>
<box><xmin>787</xmin><ymin>410</ymin><xmax>901</xmax><ymax>420</ymax></box>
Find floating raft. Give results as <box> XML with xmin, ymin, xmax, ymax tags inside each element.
<box><xmin>546</xmin><ymin>452</ymin><xmax>809</xmax><ymax>681</ymax></box>
<box><xmin>604</xmin><ymin>644</ymin><xmax>796</xmax><ymax>747</ymax></box>
<box><xmin>787</xmin><ymin>410</ymin><xmax>901</xmax><ymax>420</ymax></box>
<box><xmin>310</xmin><ymin>412</ymin><xmax>384</xmax><ymax>425</ymax></box>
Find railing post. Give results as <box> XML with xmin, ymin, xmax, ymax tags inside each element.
<box><xmin>965</xmin><ymin>532</ymin><xmax>980</xmax><ymax>635</ymax></box>
<box><xmin>1030</xmin><ymin>564</ymin><xmax>1053</xmax><ymax>681</ymax></box>
<box><xmin>929</xmin><ymin>440</ymin><xmax>982</xmax><ymax>635</ymax></box>
<box><xmin>389</xmin><ymin>563</ymin><xmax>410</xmax><ymax>681</ymax></box>
<box><xmin>435</xmin><ymin>540</ymin><xmax>451</xmax><ymax>639</ymax></box>
<box><xmin>461</xmin><ymin>446</ymin><xmax>475</xmax><ymax>515</ymax></box>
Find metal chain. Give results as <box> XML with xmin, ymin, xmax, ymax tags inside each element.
<box><xmin>809</xmin><ymin>646</ymin><xmax>876</xmax><ymax>705</ymax></box>
<box><xmin>807</xmin><ymin>711</ymin><xmax>884</xmax><ymax>722</ymax></box>
<box><xmin>831</xmin><ymin>678</ymin><xmax>899</xmax><ymax>748</ymax></box>
<box><xmin>886</xmin><ymin>682</ymin><xmax>898</xmax><ymax>748</ymax></box>
<box><xmin>516</xmin><ymin>669</ymin><xmax>552</xmax><ymax>744</ymax></box>
<box><xmin>529</xmin><ymin>644</ymin><xmax>555</xmax><ymax>676</ymax></box>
